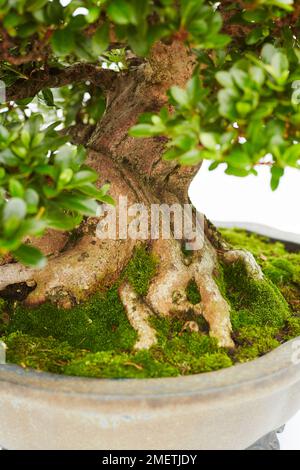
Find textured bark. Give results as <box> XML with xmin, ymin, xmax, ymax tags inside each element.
<box><xmin>6</xmin><ymin>64</ymin><xmax>117</xmax><ymax>102</ymax></box>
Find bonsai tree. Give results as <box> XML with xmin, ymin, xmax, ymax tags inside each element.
<box><xmin>0</xmin><ymin>0</ymin><xmax>299</xmax><ymax>354</ymax></box>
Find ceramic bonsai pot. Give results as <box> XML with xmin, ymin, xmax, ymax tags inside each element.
<box><xmin>0</xmin><ymin>337</ymin><xmax>300</xmax><ymax>450</ymax></box>
<box><xmin>0</xmin><ymin>223</ymin><xmax>299</xmax><ymax>450</ymax></box>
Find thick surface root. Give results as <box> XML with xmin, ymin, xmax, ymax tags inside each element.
<box><xmin>0</xmin><ymin>263</ymin><xmax>37</xmax><ymax>292</ymax></box>
<box><xmin>144</xmin><ymin>239</ymin><xmax>234</xmax><ymax>349</ymax></box>
<box><xmin>119</xmin><ymin>282</ymin><xmax>157</xmax><ymax>350</ymax></box>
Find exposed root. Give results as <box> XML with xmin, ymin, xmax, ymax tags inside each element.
<box><xmin>0</xmin><ymin>263</ymin><xmax>37</xmax><ymax>291</ymax></box>
<box><xmin>193</xmin><ymin>246</ymin><xmax>234</xmax><ymax>348</ymax></box>
<box><xmin>24</xmin><ymin>237</ymin><xmax>136</xmax><ymax>307</ymax></box>
<box><xmin>144</xmin><ymin>239</ymin><xmax>234</xmax><ymax>349</ymax></box>
<box><xmin>119</xmin><ymin>281</ymin><xmax>157</xmax><ymax>350</ymax></box>
<box><xmin>146</xmin><ymin>239</ymin><xmax>193</xmax><ymax>316</ymax></box>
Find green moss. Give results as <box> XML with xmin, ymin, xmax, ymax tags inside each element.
<box><xmin>149</xmin><ymin>316</ymin><xmax>232</xmax><ymax>374</ymax></box>
<box><xmin>2</xmin><ymin>332</ymin><xmax>86</xmax><ymax>374</ymax></box>
<box><xmin>7</xmin><ymin>287</ymin><xmax>137</xmax><ymax>352</ymax></box>
<box><xmin>220</xmin><ymin>228</ymin><xmax>300</xmax><ymax>311</ymax></box>
<box><xmin>123</xmin><ymin>246</ymin><xmax>157</xmax><ymax>296</ymax></box>
<box><xmin>285</xmin><ymin>315</ymin><xmax>300</xmax><ymax>340</ymax></box>
<box><xmin>186</xmin><ymin>279</ymin><xmax>201</xmax><ymax>304</ymax></box>
<box><xmin>64</xmin><ymin>350</ymin><xmax>179</xmax><ymax>379</ymax></box>
<box><xmin>220</xmin><ymin>228</ymin><xmax>286</xmax><ymax>258</ymax></box>
<box><xmin>0</xmin><ymin>230</ymin><xmax>299</xmax><ymax>379</ymax></box>
<box><xmin>233</xmin><ymin>326</ymin><xmax>280</xmax><ymax>363</ymax></box>
<box><xmin>0</xmin><ymin>298</ymin><xmax>7</xmax><ymax>336</ymax></box>
<box><xmin>223</xmin><ymin>260</ymin><xmax>290</xmax><ymax>329</ymax></box>
<box><xmin>4</xmin><ymin>246</ymin><xmax>158</xmax><ymax>353</ymax></box>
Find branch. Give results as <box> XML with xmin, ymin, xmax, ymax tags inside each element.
<box><xmin>5</xmin><ymin>63</ymin><xmax>119</xmax><ymax>102</ymax></box>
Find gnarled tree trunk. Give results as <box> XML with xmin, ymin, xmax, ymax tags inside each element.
<box><xmin>0</xmin><ymin>40</ymin><xmax>262</xmax><ymax>350</ymax></box>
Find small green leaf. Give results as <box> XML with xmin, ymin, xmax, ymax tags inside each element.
<box><xmin>9</xmin><ymin>179</ymin><xmax>24</xmax><ymax>198</ymax></box>
<box><xmin>42</xmin><ymin>88</ymin><xmax>55</xmax><ymax>107</ymax></box>
<box><xmin>92</xmin><ymin>24</ymin><xmax>109</xmax><ymax>56</ymax></box>
<box><xmin>200</xmin><ymin>132</ymin><xmax>219</xmax><ymax>150</ymax></box>
<box><xmin>179</xmin><ymin>149</ymin><xmax>202</xmax><ymax>165</ymax></box>
<box><xmin>129</xmin><ymin>124</ymin><xmax>157</xmax><ymax>138</ymax></box>
<box><xmin>270</xmin><ymin>166</ymin><xmax>284</xmax><ymax>191</ymax></box>
<box><xmin>14</xmin><ymin>244</ymin><xmax>46</xmax><ymax>268</ymax></box>
<box><xmin>24</xmin><ymin>189</ymin><xmax>39</xmax><ymax>214</ymax></box>
<box><xmin>107</xmin><ymin>0</ymin><xmax>137</xmax><ymax>25</ymax></box>
<box><xmin>3</xmin><ymin>198</ymin><xmax>27</xmax><ymax>236</ymax></box>
<box><xmin>169</xmin><ymin>86</ymin><xmax>189</xmax><ymax>107</ymax></box>
<box><xmin>51</xmin><ymin>29</ymin><xmax>75</xmax><ymax>55</ymax></box>
<box><xmin>216</xmin><ymin>71</ymin><xmax>234</xmax><ymax>88</ymax></box>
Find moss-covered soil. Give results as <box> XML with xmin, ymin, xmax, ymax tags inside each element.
<box><xmin>1</xmin><ymin>232</ymin><xmax>300</xmax><ymax>378</ymax></box>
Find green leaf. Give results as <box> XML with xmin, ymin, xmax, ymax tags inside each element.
<box><xmin>14</xmin><ymin>244</ymin><xmax>46</xmax><ymax>268</ymax></box>
<box><xmin>58</xmin><ymin>168</ymin><xmax>74</xmax><ymax>187</ymax></box>
<box><xmin>231</xmin><ymin>69</ymin><xmax>249</xmax><ymax>90</ymax></box>
<box><xmin>42</xmin><ymin>88</ymin><xmax>55</xmax><ymax>107</ymax></box>
<box><xmin>57</xmin><ymin>194</ymin><xmax>99</xmax><ymax>216</ymax></box>
<box><xmin>269</xmin><ymin>0</ymin><xmax>294</xmax><ymax>12</ymax></box>
<box><xmin>261</xmin><ymin>43</ymin><xmax>277</xmax><ymax>64</ymax></box>
<box><xmin>270</xmin><ymin>166</ymin><xmax>284</xmax><ymax>191</ymax></box>
<box><xmin>236</xmin><ymin>101</ymin><xmax>253</xmax><ymax>116</ymax></box>
<box><xmin>24</xmin><ymin>189</ymin><xmax>39</xmax><ymax>214</ymax></box>
<box><xmin>9</xmin><ymin>179</ymin><xmax>24</xmax><ymax>198</ymax></box>
<box><xmin>107</xmin><ymin>0</ymin><xmax>137</xmax><ymax>25</ymax></box>
<box><xmin>26</xmin><ymin>0</ymin><xmax>49</xmax><ymax>12</ymax></box>
<box><xmin>46</xmin><ymin>211</ymin><xmax>82</xmax><ymax>231</ymax></box>
<box><xmin>226</xmin><ymin>149</ymin><xmax>251</xmax><ymax>170</ymax></box>
<box><xmin>225</xmin><ymin>166</ymin><xmax>250</xmax><ymax>177</ymax></box>
<box><xmin>3</xmin><ymin>198</ymin><xmax>27</xmax><ymax>236</ymax></box>
<box><xmin>249</xmin><ymin>66</ymin><xmax>265</xmax><ymax>87</ymax></box>
<box><xmin>186</xmin><ymin>75</ymin><xmax>203</xmax><ymax>105</ymax></box>
<box><xmin>216</xmin><ymin>71</ymin><xmax>234</xmax><ymax>88</ymax></box>
<box><xmin>169</xmin><ymin>86</ymin><xmax>189</xmax><ymax>107</ymax></box>
<box><xmin>92</xmin><ymin>24</ymin><xmax>109</xmax><ymax>56</ymax></box>
<box><xmin>270</xmin><ymin>52</ymin><xmax>289</xmax><ymax>82</ymax></box>
<box><xmin>243</xmin><ymin>9</ymin><xmax>266</xmax><ymax>23</ymax></box>
<box><xmin>45</xmin><ymin>0</ymin><xmax>64</xmax><ymax>24</ymax></box>
<box><xmin>246</xmin><ymin>27</ymin><xmax>267</xmax><ymax>45</ymax></box>
<box><xmin>51</xmin><ymin>29</ymin><xmax>75</xmax><ymax>55</ymax></box>
<box><xmin>283</xmin><ymin>144</ymin><xmax>300</xmax><ymax>167</ymax></box>
<box><xmin>129</xmin><ymin>124</ymin><xmax>157</xmax><ymax>138</ymax></box>
<box><xmin>0</xmin><ymin>149</ymin><xmax>19</xmax><ymax>166</ymax></box>
<box><xmin>200</xmin><ymin>132</ymin><xmax>219</xmax><ymax>150</ymax></box>
<box><xmin>178</xmin><ymin>149</ymin><xmax>202</xmax><ymax>165</ymax></box>
<box><xmin>67</xmin><ymin>170</ymin><xmax>98</xmax><ymax>188</ymax></box>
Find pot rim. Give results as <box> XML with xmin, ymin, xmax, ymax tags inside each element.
<box><xmin>0</xmin><ymin>222</ymin><xmax>299</xmax><ymax>402</ymax></box>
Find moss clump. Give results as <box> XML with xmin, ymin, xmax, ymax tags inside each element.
<box><xmin>220</xmin><ymin>228</ymin><xmax>300</xmax><ymax>312</ymax></box>
<box><xmin>149</xmin><ymin>316</ymin><xmax>233</xmax><ymax>374</ymax></box>
<box><xmin>64</xmin><ymin>350</ymin><xmax>179</xmax><ymax>379</ymax></box>
<box><xmin>0</xmin><ymin>230</ymin><xmax>299</xmax><ymax>378</ymax></box>
<box><xmin>123</xmin><ymin>246</ymin><xmax>157</xmax><ymax>296</ymax></box>
<box><xmin>233</xmin><ymin>326</ymin><xmax>280</xmax><ymax>363</ymax></box>
<box><xmin>2</xmin><ymin>332</ymin><xmax>86</xmax><ymax>374</ymax></box>
<box><xmin>186</xmin><ymin>279</ymin><xmax>201</xmax><ymax>304</ymax></box>
<box><xmin>0</xmin><ymin>298</ymin><xmax>8</xmax><ymax>336</ymax></box>
<box><xmin>223</xmin><ymin>260</ymin><xmax>290</xmax><ymax>329</ymax></box>
<box><xmin>219</xmin><ymin>228</ymin><xmax>286</xmax><ymax>258</ymax></box>
<box><xmin>285</xmin><ymin>315</ymin><xmax>300</xmax><ymax>340</ymax></box>
<box><xmin>4</xmin><ymin>246</ymin><xmax>158</xmax><ymax>353</ymax></box>
<box><xmin>7</xmin><ymin>287</ymin><xmax>137</xmax><ymax>352</ymax></box>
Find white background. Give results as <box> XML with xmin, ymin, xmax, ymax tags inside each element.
<box><xmin>190</xmin><ymin>161</ymin><xmax>300</xmax><ymax>450</ymax></box>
